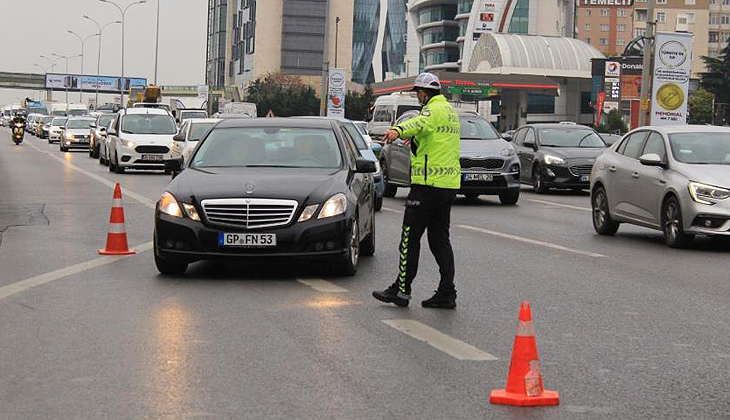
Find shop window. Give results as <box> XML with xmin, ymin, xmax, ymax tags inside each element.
<box><xmin>527</xmin><ymin>94</ymin><xmax>555</xmax><ymax>114</ymax></box>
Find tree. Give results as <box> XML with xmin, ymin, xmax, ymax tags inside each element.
<box><xmin>245</xmin><ymin>72</ymin><xmax>320</xmax><ymax>117</ymax></box>
<box><xmin>701</xmin><ymin>41</ymin><xmax>730</xmax><ymax>124</ymax></box>
<box><xmin>596</xmin><ymin>109</ymin><xmax>628</xmax><ymax>133</ymax></box>
<box><xmin>345</xmin><ymin>85</ymin><xmax>374</xmax><ymax>121</ymax></box>
<box><xmin>688</xmin><ymin>89</ymin><xmax>714</xmax><ymax>125</ymax></box>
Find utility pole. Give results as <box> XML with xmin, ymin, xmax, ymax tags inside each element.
<box><xmin>638</xmin><ymin>0</ymin><xmax>655</xmax><ymax>127</ymax></box>
<box><xmin>154</xmin><ymin>0</ymin><xmax>160</xmax><ymax>85</ymax></box>
<box><xmin>335</xmin><ymin>17</ymin><xmax>340</xmax><ymax>68</ymax></box>
<box><xmin>319</xmin><ymin>0</ymin><xmax>331</xmax><ymax>116</ymax></box>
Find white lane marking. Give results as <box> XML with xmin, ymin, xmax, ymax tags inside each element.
<box><xmin>0</xmin><ymin>242</ymin><xmax>153</xmax><ymax>301</ymax></box>
<box><xmin>458</xmin><ymin>224</ymin><xmax>606</xmax><ymax>258</ymax></box>
<box><xmin>24</xmin><ymin>141</ymin><xmax>157</xmax><ymax>208</ymax></box>
<box><xmin>381</xmin><ymin>206</ymin><xmax>404</xmax><ymax>214</ymax></box>
<box><xmin>297</xmin><ymin>279</ymin><xmax>349</xmax><ymax>293</ymax></box>
<box><xmin>528</xmin><ymin>199</ymin><xmax>591</xmax><ymax>212</ymax></box>
<box><xmin>382</xmin><ymin>319</ymin><xmax>497</xmax><ymax>361</ymax></box>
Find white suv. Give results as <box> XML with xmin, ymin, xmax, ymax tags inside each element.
<box><xmin>107</xmin><ymin>108</ymin><xmax>177</xmax><ymax>174</ymax></box>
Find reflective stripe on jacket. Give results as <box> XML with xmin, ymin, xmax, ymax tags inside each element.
<box><xmin>392</xmin><ymin>95</ymin><xmax>460</xmax><ymax>189</ymax></box>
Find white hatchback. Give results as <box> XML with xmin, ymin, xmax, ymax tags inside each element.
<box><xmin>170</xmin><ymin>118</ymin><xmax>220</xmax><ymax>165</ymax></box>
<box><xmin>107</xmin><ymin>108</ymin><xmax>178</xmax><ymax>174</ymax></box>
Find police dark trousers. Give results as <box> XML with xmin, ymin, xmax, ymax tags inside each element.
<box><xmin>397</xmin><ymin>184</ymin><xmax>457</xmax><ymax>295</ymax></box>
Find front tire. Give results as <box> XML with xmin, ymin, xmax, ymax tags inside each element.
<box><xmin>382</xmin><ymin>161</ymin><xmax>398</xmax><ymax>198</ymax></box>
<box><xmin>532</xmin><ymin>165</ymin><xmax>548</xmax><ymax>194</ymax></box>
<box><xmin>335</xmin><ymin>219</ymin><xmax>360</xmax><ymax>276</ymax></box>
<box><xmin>499</xmin><ymin>189</ymin><xmax>520</xmax><ymax>205</ymax></box>
<box><xmin>662</xmin><ymin>196</ymin><xmax>693</xmax><ymax>248</ymax></box>
<box><xmin>592</xmin><ymin>186</ymin><xmax>619</xmax><ymax>235</ymax></box>
<box><xmin>374</xmin><ymin>195</ymin><xmax>383</xmax><ymax>212</ymax></box>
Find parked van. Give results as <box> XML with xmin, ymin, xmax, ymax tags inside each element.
<box><xmin>366</xmin><ymin>92</ymin><xmax>421</xmax><ymax>142</ymax></box>
<box><xmin>51</xmin><ymin>103</ymin><xmax>68</xmax><ymax>116</ymax></box>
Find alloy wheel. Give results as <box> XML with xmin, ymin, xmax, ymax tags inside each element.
<box><xmin>593</xmin><ymin>190</ymin><xmax>607</xmax><ymax>229</ymax></box>
<box><xmin>664</xmin><ymin>202</ymin><xmax>679</xmax><ymax>243</ymax></box>
<box><xmin>349</xmin><ymin>220</ymin><xmax>360</xmax><ymax>268</ymax></box>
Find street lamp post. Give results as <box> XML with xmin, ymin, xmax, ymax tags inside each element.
<box><xmin>154</xmin><ymin>0</ymin><xmax>160</xmax><ymax>85</ymax></box>
<box><xmin>99</xmin><ymin>0</ymin><xmax>148</xmax><ymax>107</ymax></box>
<box><xmin>68</xmin><ymin>30</ymin><xmax>100</xmax><ymax>104</ymax></box>
<box><xmin>84</xmin><ymin>16</ymin><xmax>121</xmax><ymax>110</ymax></box>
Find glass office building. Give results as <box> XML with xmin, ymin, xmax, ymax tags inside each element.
<box><xmin>351</xmin><ymin>0</ymin><xmax>409</xmax><ymax>84</ymax></box>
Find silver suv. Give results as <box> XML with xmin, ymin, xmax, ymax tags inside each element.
<box><xmin>591</xmin><ymin>125</ymin><xmax>730</xmax><ymax>247</ymax></box>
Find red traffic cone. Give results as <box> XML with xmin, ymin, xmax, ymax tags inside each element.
<box><xmin>99</xmin><ymin>183</ymin><xmax>136</xmax><ymax>255</ymax></box>
<box><xmin>490</xmin><ymin>301</ymin><xmax>559</xmax><ymax>406</ymax></box>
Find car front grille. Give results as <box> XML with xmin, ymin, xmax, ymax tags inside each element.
<box><xmin>135</xmin><ymin>145</ymin><xmax>169</xmax><ymax>154</ymax></box>
<box><xmin>569</xmin><ymin>165</ymin><xmax>593</xmax><ymax>176</ymax></box>
<box><xmin>460</xmin><ymin>157</ymin><xmax>504</xmax><ymax>170</ymax></box>
<box><xmin>201</xmin><ymin>198</ymin><xmax>298</xmax><ymax>229</ymax></box>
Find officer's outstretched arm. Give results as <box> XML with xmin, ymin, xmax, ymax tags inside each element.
<box><xmin>392</xmin><ymin>112</ymin><xmax>435</xmax><ymax>139</ymax></box>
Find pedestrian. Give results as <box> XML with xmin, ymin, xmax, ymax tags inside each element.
<box><xmin>372</xmin><ymin>72</ymin><xmax>461</xmax><ymax>309</ymax></box>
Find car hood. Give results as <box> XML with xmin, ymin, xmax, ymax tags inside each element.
<box><xmin>460</xmin><ymin>139</ymin><xmax>512</xmax><ymax>157</ymax></box>
<box><xmin>121</xmin><ymin>133</ymin><xmax>175</xmax><ymax>145</ymax></box>
<box><xmin>540</xmin><ymin>146</ymin><xmax>606</xmax><ymax>160</ymax></box>
<box><xmin>170</xmin><ymin>167</ymin><xmax>347</xmax><ymax>206</ymax></box>
<box><xmin>675</xmin><ymin>163</ymin><xmax>730</xmax><ymax>188</ymax></box>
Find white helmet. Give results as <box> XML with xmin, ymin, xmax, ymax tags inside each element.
<box><xmin>412</xmin><ymin>72</ymin><xmax>441</xmax><ymax>91</ymax></box>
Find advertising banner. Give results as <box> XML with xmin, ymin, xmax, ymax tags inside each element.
<box><xmin>45</xmin><ymin>73</ymin><xmax>147</xmax><ymax>93</ymax></box>
<box><xmin>595</xmin><ymin>92</ymin><xmax>605</xmax><ymax>126</ymax></box>
<box><xmin>650</xmin><ymin>32</ymin><xmax>693</xmax><ymax>126</ymax></box>
<box><xmin>327</xmin><ymin>68</ymin><xmax>346</xmax><ymax>118</ymax></box>
<box><xmin>474</xmin><ymin>1</ymin><xmax>505</xmax><ymax>33</ymax></box>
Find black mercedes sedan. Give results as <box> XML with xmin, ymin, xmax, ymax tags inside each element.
<box><xmin>155</xmin><ymin>118</ymin><xmax>377</xmax><ymax>276</ymax></box>
<box><xmin>512</xmin><ymin>123</ymin><xmax>607</xmax><ymax>193</ymax></box>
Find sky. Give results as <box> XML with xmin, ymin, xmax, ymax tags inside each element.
<box><xmin>0</xmin><ymin>0</ymin><xmax>207</xmax><ymax>106</ymax></box>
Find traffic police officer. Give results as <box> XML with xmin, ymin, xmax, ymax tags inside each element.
<box><xmin>372</xmin><ymin>73</ymin><xmax>461</xmax><ymax>309</ymax></box>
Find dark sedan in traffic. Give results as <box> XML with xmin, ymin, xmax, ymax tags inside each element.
<box><xmin>512</xmin><ymin>123</ymin><xmax>607</xmax><ymax>193</ymax></box>
<box><xmin>155</xmin><ymin>118</ymin><xmax>377</xmax><ymax>276</ymax></box>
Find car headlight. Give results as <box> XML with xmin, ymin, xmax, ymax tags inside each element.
<box><xmin>544</xmin><ymin>155</ymin><xmax>565</xmax><ymax>165</ymax></box>
<box><xmin>688</xmin><ymin>181</ymin><xmax>730</xmax><ymax>205</ymax></box>
<box><xmin>318</xmin><ymin>193</ymin><xmax>347</xmax><ymax>219</ymax></box>
<box><xmin>181</xmin><ymin>203</ymin><xmax>200</xmax><ymax>221</ymax></box>
<box><xmin>501</xmin><ymin>147</ymin><xmax>515</xmax><ymax>157</ymax></box>
<box><xmin>158</xmin><ymin>192</ymin><xmax>183</xmax><ymax>218</ymax></box>
<box><xmin>298</xmin><ymin>204</ymin><xmax>319</xmax><ymax>222</ymax></box>
<box><xmin>66</xmin><ymin>133</ymin><xmax>74</xmax><ymax>139</ymax></box>
<box><xmin>125</xmin><ymin>140</ymin><xmax>136</xmax><ymax>148</ymax></box>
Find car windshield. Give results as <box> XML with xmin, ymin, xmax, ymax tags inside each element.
<box><xmin>353</xmin><ymin>122</ymin><xmax>368</xmax><ymax>136</ymax></box>
<box><xmin>460</xmin><ymin>116</ymin><xmax>500</xmax><ymax>140</ymax></box>
<box><xmin>189</xmin><ymin>122</ymin><xmax>217</xmax><ymax>141</ymax></box>
<box><xmin>669</xmin><ymin>133</ymin><xmax>730</xmax><ymax>165</ymax></box>
<box><xmin>42</xmin><ymin>117</ymin><xmax>53</xmax><ymax>124</ymax></box>
<box><xmin>192</xmin><ymin>127</ymin><xmax>342</xmax><ymax>169</ymax></box>
<box><xmin>67</xmin><ymin>109</ymin><xmax>86</xmax><ymax>116</ymax></box>
<box><xmin>539</xmin><ymin>129</ymin><xmax>606</xmax><ymax>147</ymax></box>
<box><xmin>121</xmin><ymin>114</ymin><xmax>177</xmax><ymax>134</ymax></box>
<box><xmin>52</xmin><ymin>118</ymin><xmax>67</xmax><ymax>126</ymax></box>
<box><xmin>98</xmin><ymin>115</ymin><xmax>115</xmax><ymax>127</ymax></box>
<box><xmin>396</xmin><ymin>105</ymin><xmax>421</xmax><ymax>118</ymax></box>
<box><xmin>66</xmin><ymin>119</ymin><xmax>94</xmax><ymax>129</ymax></box>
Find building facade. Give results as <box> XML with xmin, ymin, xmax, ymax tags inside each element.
<box><xmin>351</xmin><ymin>0</ymin><xmax>409</xmax><ymax>84</ymax></box>
<box><xmin>576</xmin><ymin>0</ymin><xmax>635</xmax><ymax>56</ymax></box>
<box><xmin>405</xmin><ymin>0</ymin><xmax>575</xmax><ymax>76</ymax></box>
<box><xmin>205</xmin><ymin>0</ymin><xmax>354</xmax><ymax>97</ymax></box>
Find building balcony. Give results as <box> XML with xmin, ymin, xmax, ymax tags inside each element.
<box><xmin>424</xmin><ymin>62</ymin><xmax>460</xmax><ymax>72</ymax></box>
<box><xmin>421</xmin><ymin>41</ymin><xmax>460</xmax><ymax>51</ymax></box>
<box><xmin>417</xmin><ymin>20</ymin><xmax>459</xmax><ymax>31</ymax></box>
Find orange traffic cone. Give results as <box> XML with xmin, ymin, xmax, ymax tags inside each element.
<box><xmin>99</xmin><ymin>183</ymin><xmax>136</xmax><ymax>256</ymax></box>
<box><xmin>490</xmin><ymin>301</ymin><xmax>559</xmax><ymax>406</ymax></box>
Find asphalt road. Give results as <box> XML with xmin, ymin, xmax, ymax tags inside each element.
<box><xmin>1</xmin><ymin>128</ymin><xmax>729</xmax><ymax>420</ymax></box>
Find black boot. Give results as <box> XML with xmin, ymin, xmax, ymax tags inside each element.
<box><xmin>372</xmin><ymin>283</ymin><xmax>410</xmax><ymax>307</ymax></box>
<box><xmin>421</xmin><ymin>290</ymin><xmax>456</xmax><ymax>309</ymax></box>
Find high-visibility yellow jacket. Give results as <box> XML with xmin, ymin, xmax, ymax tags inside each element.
<box><xmin>392</xmin><ymin>95</ymin><xmax>461</xmax><ymax>189</ymax></box>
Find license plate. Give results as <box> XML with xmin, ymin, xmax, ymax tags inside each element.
<box><xmin>141</xmin><ymin>154</ymin><xmax>164</xmax><ymax>161</ymax></box>
<box><xmin>219</xmin><ymin>233</ymin><xmax>277</xmax><ymax>247</ymax></box>
<box><xmin>580</xmin><ymin>175</ymin><xmax>590</xmax><ymax>182</ymax></box>
<box><xmin>464</xmin><ymin>173</ymin><xmax>493</xmax><ymax>182</ymax></box>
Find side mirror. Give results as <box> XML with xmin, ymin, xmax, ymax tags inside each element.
<box><xmin>502</xmin><ymin>133</ymin><xmax>513</xmax><ymax>141</ymax></box>
<box><xmin>355</xmin><ymin>158</ymin><xmax>377</xmax><ymax>173</ymax></box>
<box><xmin>173</xmin><ymin>133</ymin><xmax>185</xmax><ymax>142</ymax></box>
<box><xmin>89</xmin><ymin>123</ymin><xmax>97</xmax><ymax>128</ymax></box>
<box><xmin>639</xmin><ymin>153</ymin><xmax>666</xmax><ymax>168</ymax></box>
<box><xmin>165</xmin><ymin>158</ymin><xmax>184</xmax><ymax>179</ymax></box>
<box><xmin>523</xmin><ymin>140</ymin><xmax>536</xmax><ymax>150</ymax></box>
<box><xmin>107</xmin><ymin>127</ymin><xmax>117</xmax><ymax>136</ymax></box>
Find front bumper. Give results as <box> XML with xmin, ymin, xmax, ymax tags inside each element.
<box><xmin>682</xmin><ymin>193</ymin><xmax>730</xmax><ymax>236</ymax></box>
<box><xmin>458</xmin><ymin>169</ymin><xmax>521</xmax><ymax>195</ymax></box>
<box><xmin>117</xmin><ymin>144</ymin><xmax>173</xmax><ymax>170</ymax></box>
<box><xmin>155</xmin><ymin>210</ymin><xmax>353</xmax><ymax>263</ymax></box>
<box><xmin>541</xmin><ymin>165</ymin><xmax>591</xmax><ymax>189</ymax></box>
<box><xmin>61</xmin><ymin>136</ymin><xmax>91</xmax><ymax>149</ymax></box>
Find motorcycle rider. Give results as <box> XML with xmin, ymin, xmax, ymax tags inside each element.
<box><xmin>11</xmin><ymin>112</ymin><xmax>26</xmax><ymax>137</ymax></box>
<box><xmin>372</xmin><ymin>72</ymin><xmax>462</xmax><ymax>309</ymax></box>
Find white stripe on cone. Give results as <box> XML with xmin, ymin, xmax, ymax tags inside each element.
<box><xmin>107</xmin><ymin>223</ymin><xmax>127</xmax><ymax>234</ymax></box>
